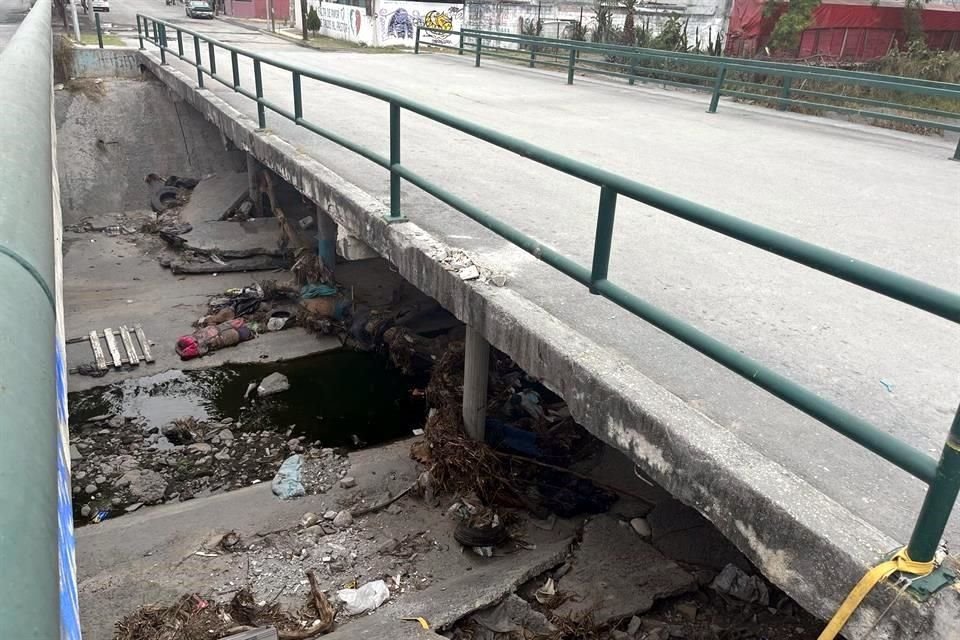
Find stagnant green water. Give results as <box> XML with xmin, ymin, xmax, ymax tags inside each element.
<box><xmin>69</xmin><ymin>351</ymin><xmax>426</xmax><ymax>447</ymax></box>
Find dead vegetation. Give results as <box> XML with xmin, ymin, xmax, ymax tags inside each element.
<box><xmin>115</xmin><ymin>572</ymin><xmax>335</xmax><ymax>640</ymax></box>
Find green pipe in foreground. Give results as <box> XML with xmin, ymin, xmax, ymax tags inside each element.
<box><xmin>0</xmin><ymin>0</ymin><xmax>60</xmax><ymax>637</ymax></box>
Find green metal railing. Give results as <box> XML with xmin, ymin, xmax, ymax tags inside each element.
<box><xmin>136</xmin><ymin>15</ymin><xmax>960</xmax><ymax>566</ymax></box>
<box><xmin>416</xmin><ymin>27</ymin><xmax>960</xmax><ymax>161</ymax></box>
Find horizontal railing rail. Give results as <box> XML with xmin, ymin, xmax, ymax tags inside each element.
<box><xmin>417</xmin><ymin>27</ymin><xmax>960</xmax><ymax>160</ymax></box>
<box><xmin>137</xmin><ymin>14</ymin><xmax>960</xmax><ymax>565</ymax></box>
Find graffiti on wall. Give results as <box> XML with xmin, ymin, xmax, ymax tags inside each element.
<box><xmin>378</xmin><ymin>1</ymin><xmax>464</xmax><ymax>45</ymax></box>
<box><xmin>306</xmin><ymin>0</ymin><xmax>373</xmax><ymax>43</ymax></box>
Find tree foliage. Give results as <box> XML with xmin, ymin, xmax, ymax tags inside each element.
<box><xmin>306</xmin><ymin>6</ymin><xmax>321</xmax><ymax>35</ymax></box>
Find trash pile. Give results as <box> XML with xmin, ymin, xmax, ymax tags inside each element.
<box><xmin>114</xmin><ymin>571</ymin><xmax>334</xmax><ymax>640</ymax></box>
<box><xmin>173</xmin><ymin>279</ymin><xmax>350</xmax><ymax>361</ymax></box>
<box><xmin>414</xmin><ymin>342</ymin><xmax>615</xmax><ymax>518</ymax></box>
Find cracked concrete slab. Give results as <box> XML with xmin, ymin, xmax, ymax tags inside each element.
<box><xmin>553</xmin><ymin>515</ymin><xmax>697</xmax><ymax>624</ymax></box>
<box><xmin>321</xmin><ymin>538</ymin><xmax>572</xmax><ymax>640</ymax></box>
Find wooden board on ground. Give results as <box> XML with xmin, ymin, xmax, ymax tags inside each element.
<box><xmin>89</xmin><ymin>330</ymin><xmax>107</xmax><ymax>371</ymax></box>
<box><xmin>134</xmin><ymin>324</ymin><xmax>154</xmax><ymax>363</ymax></box>
<box><xmin>103</xmin><ymin>327</ymin><xmax>123</xmax><ymax>368</ymax></box>
<box><xmin>119</xmin><ymin>325</ymin><xmax>139</xmax><ymax>365</ymax></box>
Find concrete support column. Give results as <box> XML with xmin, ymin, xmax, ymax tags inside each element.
<box><xmin>462</xmin><ymin>325</ymin><xmax>490</xmax><ymax>441</ymax></box>
<box><xmin>315</xmin><ymin>204</ymin><xmax>338</xmax><ymax>278</ymax></box>
<box><xmin>246</xmin><ymin>153</ymin><xmax>262</xmax><ymax>215</ymax></box>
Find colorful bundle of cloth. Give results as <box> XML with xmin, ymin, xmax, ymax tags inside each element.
<box><xmin>176</xmin><ymin>318</ymin><xmax>254</xmax><ymax>360</ymax></box>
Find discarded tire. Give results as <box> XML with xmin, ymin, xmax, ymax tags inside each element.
<box><xmin>454</xmin><ymin>518</ymin><xmax>508</xmax><ymax>547</ymax></box>
<box><xmin>151</xmin><ymin>186</ymin><xmax>181</xmax><ymax>212</ymax></box>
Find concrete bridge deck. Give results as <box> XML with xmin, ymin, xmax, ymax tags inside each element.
<box><xmin>95</xmin><ymin>7</ymin><xmax>959</xmax><ymax>635</ymax></box>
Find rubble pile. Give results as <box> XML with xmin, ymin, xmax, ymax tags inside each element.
<box><xmin>70</xmin><ymin>413</ymin><xmax>349</xmax><ymax>524</ymax></box>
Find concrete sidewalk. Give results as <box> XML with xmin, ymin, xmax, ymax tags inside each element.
<box><xmin>132</xmin><ymin>36</ymin><xmax>960</xmax><ymax>637</ymax></box>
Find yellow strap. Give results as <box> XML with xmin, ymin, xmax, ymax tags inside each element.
<box><xmin>818</xmin><ymin>548</ymin><xmax>934</xmax><ymax>640</ymax></box>
<box><xmin>401</xmin><ymin>616</ymin><xmax>431</xmax><ymax>630</ymax></box>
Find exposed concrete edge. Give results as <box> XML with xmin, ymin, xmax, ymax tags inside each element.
<box><xmin>136</xmin><ymin>51</ymin><xmax>960</xmax><ymax>639</ymax></box>
<box><xmin>63</xmin><ymin>44</ymin><xmax>144</xmax><ymax>80</ymax></box>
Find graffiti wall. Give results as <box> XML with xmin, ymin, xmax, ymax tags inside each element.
<box><xmin>303</xmin><ymin>0</ymin><xmax>376</xmax><ymax>44</ymax></box>
<box><xmin>378</xmin><ymin>0</ymin><xmax>464</xmax><ymax>47</ymax></box>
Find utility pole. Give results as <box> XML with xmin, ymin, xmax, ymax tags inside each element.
<box><xmin>299</xmin><ymin>0</ymin><xmax>308</xmax><ymax>40</ymax></box>
<box><xmin>70</xmin><ymin>0</ymin><xmax>80</xmax><ymax>40</ymax></box>
<box><xmin>268</xmin><ymin>0</ymin><xmax>275</xmax><ymax>32</ymax></box>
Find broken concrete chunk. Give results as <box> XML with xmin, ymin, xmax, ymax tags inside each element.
<box><xmin>300</xmin><ymin>512</ymin><xmax>319</xmax><ymax>528</ymax></box>
<box><xmin>339</xmin><ymin>476</ymin><xmax>357</xmax><ymax>489</ymax></box>
<box><xmin>471</xmin><ymin>593</ymin><xmax>554</xmax><ymax>635</ymax></box>
<box><xmin>459</xmin><ymin>266</ymin><xmax>480</xmax><ymax>281</ymax></box>
<box><xmin>710</xmin><ymin>563</ymin><xmax>770</xmax><ymax>606</ymax></box>
<box><xmin>115</xmin><ymin>469</ymin><xmax>168</xmax><ymax>504</ymax></box>
<box><xmin>553</xmin><ymin>515</ymin><xmax>696</xmax><ymax>624</ymax></box>
<box><xmin>333</xmin><ymin>510</ymin><xmax>354</xmax><ymax>528</ymax></box>
<box><xmin>70</xmin><ymin>444</ymin><xmax>83</xmax><ymax>463</ymax></box>
<box><xmin>323</xmin><ymin>510</ymin><xmax>337</xmax><ymax>521</ymax></box>
<box><xmin>257</xmin><ymin>372</ymin><xmax>290</xmax><ymax>397</ymax></box>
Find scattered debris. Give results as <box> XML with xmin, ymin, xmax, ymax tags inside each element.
<box><xmin>114</xmin><ymin>570</ymin><xmax>334</xmax><ymax>640</ymax></box>
<box><xmin>336</xmin><ymin>579</ymin><xmax>390</xmax><ymax>615</ymax></box>
<box><xmin>710</xmin><ymin>563</ymin><xmax>770</xmax><ymax>606</ymax></box>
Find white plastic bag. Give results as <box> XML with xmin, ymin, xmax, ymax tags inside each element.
<box><xmin>336</xmin><ymin>579</ymin><xmax>390</xmax><ymax>615</ymax></box>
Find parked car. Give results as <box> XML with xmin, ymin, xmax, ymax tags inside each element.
<box><xmin>186</xmin><ymin>1</ymin><xmax>214</xmax><ymax>18</ymax></box>
<box><xmin>91</xmin><ymin>0</ymin><xmax>109</xmax><ymax>12</ymax></box>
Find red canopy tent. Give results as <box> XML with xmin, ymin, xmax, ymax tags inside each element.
<box><xmin>725</xmin><ymin>0</ymin><xmax>960</xmax><ymax>60</ymax></box>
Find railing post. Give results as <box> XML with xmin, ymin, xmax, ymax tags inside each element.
<box><xmin>94</xmin><ymin>11</ymin><xmax>103</xmax><ymax>48</ymax></box>
<box><xmin>707</xmin><ymin>63</ymin><xmax>726</xmax><ymax>113</ymax></box>
<box><xmin>529</xmin><ymin>42</ymin><xmax>536</xmax><ymax>68</ymax></box>
<box><xmin>208</xmin><ymin>41</ymin><xmax>216</xmax><ymax>76</ymax></box>
<box><xmin>589</xmin><ymin>185</ymin><xmax>617</xmax><ymax>294</ymax></box>
<box><xmin>387</xmin><ymin>102</ymin><xmax>405</xmax><ymax>222</ymax></box>
<box><xmin>458</xmin><ymin>28</ymin><xmax>464</xmax><ymax>55</ymax></box>
<box><xmin>193</xmin><ymin>35</ymin><xmax>203</xmax><ymax>88</ymax></box>
<box><xmin>952</xmin><ymin>138</ymin><xmax>960</xmax><ymax>162</ymax></box>
<box><xmin>231</xmin><ymin>51</ymin><xmax>240</xmax><ymax>90</ymax></box>
<box><xmin>176</xmin><ymin>28</ymin><xmax>183</xmax><ymax>57</ymax></box>
<box><xmin>253</xmin><ymin>59</ymin><xmax>265</xmax><ymax>128</ymax></box>
<box><xmin>292</xmin><ymin>71</ymin><xmax>302</xmax><ymax>121</ymax></box>
<box><xmin>415</xmin><ymin>26</ymin><xmax>421</xmax><ymax>54</ymax></box>
<box><xmin>151</xmin><ymin>19</ymin><xmax>157</xmax><ymax>45</ymax></box>
<box><xmin>778</xmin><ymin>75</ymin><xmax>792</xmax><ymax>111</ymax></box>
<box><xmin>159</xmin><ymin>24</ymin><xmax>167</xmax><ymax>65</ymax></box>
<box><xmin>628</xmin><ymin>55</ymin><xmax>637</xmax><ymax>86</ymax></box>
<box><xmin>475</xmin><ymin>33</ymin><xmax>482</xmax><ymax>67</ymax></box>
<box><xmin>566</xmin><ymin>47</ymin><xmax>575</xmax><ymax>85</ymax></box>
<box><xmin>907</xmin><ymin>406</ymin><xmax>960</xmax><ymax>563</ymax></box>
<box><xmin>136</xmin><ymin>15</ymin><xmax>144</xmax><ymax>50</ymax></box>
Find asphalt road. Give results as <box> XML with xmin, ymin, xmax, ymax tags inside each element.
<box><xmin>0</xmin><ymin>0</ymin><xmax>31</xmax><ymax>51</ymax></box>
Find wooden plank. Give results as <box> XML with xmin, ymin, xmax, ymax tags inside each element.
<box><xmin>89</xmin><ymin>330</ymin><xmax>107</xmax><ymax>371</ymax></box>
<box><xmin>134</xmin><ymin>324</ymin><xmax>154</xmax><ymax>363</ymax></box>
<box><xmin>119</xmin><ymin>325</ymin><xmax>139</xmax><ymax>366</ymax></box>
<box><xmin>103</xmin><ymin>327</ymin><xmax>122</xmax><ymax>368</ymax></box>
